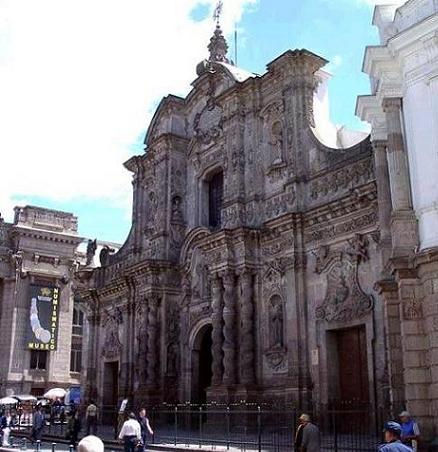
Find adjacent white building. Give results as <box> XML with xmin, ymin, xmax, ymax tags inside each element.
<box><xmin>357</xmin><ymin>0</ymin><xmax>438</xmax><ymax>439</ymax></box>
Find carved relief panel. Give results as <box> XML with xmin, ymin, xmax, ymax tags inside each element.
<box><xmin>262</xmin><ymin>261</ymin><xmax>288</xmax><ymax>373</ymax></box>
<box><xmin>101</xmin><ymin>307</ymin><xmax>123</xmax><ymax>360</ymax></box>
<box><xmin>314</xmin><ymin>237</ymin><xmax>374</xmax><ymax>323</ymax></box>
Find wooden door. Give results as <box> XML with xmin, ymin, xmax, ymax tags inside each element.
<box><xmin>336</xmin><ymin>326</ymin><xmax>370</xmax><ymax>406</ymax></box>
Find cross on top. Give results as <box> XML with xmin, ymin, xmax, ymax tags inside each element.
<box><xmin>213</xmin><ymin>0</ymin><xmax>223</xmax><ymax>26</ymax></box>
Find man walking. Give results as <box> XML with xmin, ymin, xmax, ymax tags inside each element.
<box><xmin>399</xmin><ymin>411</ymin><xmax>420</xmax><ymax>452</ymax></box>
<box><xmin>379</xmin><ymin>422</ymin><xmax>413</xmax><ymax>451</ymax></box>
<box><xmin>295</xmin><ymin>414</ymin><xmax>321</xmax><ymax>452</ymax></box>
<box><xmin>85</xmin><ymin>401</ymin><xmax>98</xmax><ymax>436</ymax></box>
<box><xmin>31</xmin><ymin>405</ymin><xmax>45</xmax><ymax>443</ymax></box>
<box><xmin>138</xmin><ymin>408</ymin><xmax>153</xmax><ymax>451</ymax></box>
<box><xmin>118</xmin><ymin>412</ymin><xmax>142</xmax><ymax>452</ymax></box>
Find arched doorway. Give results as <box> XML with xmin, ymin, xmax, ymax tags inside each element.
<box><xmin>191</xmin><ymin>324</ymin><xmax>213</xmax><ymax>404</ymax></box>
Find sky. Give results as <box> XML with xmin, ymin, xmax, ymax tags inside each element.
<box><xmin>0</xmin><ymin>0</ymin><xmax>384</xmax><ymax>244</ymax></box>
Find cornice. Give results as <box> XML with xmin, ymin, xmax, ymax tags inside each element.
<box><xmin>10</xmin><ymin>227</ymin><xmax>83</xmax><ymax>246</ymax></box>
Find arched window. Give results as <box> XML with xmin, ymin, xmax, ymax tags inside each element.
<box><xmin>208</xmin><ymin>172</ymin><xmax>223</xmax><ymax>230</ymax></box>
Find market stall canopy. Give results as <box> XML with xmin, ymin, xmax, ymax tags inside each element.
<box><xmin>13</xmin><ymin>395</ymin><xmax>38</xmax><ymax>402</ymax></box>
<box><xmin>43</xmin><ymin>388</ymin><xmax>66</xmax><ymax>400</ymax></box>
<box><xmin>0</xmin><ymin>397</ymin><xmax>18</xmax><ymax>405</ymax></box>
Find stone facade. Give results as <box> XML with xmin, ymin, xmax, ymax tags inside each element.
<box><xmin>356</xmin><ymin>0</ymin><xmax>438</xmax><ymax>439</ymax></box>
<box><xmin>0</xmin><ymin>206</ymin><xmax>84</xmax><ymax>395</ymax></box>
<box><xmin>76</xmin><ymin>25</ymin><xmax>389</xmax><ymax>414</ymax></box>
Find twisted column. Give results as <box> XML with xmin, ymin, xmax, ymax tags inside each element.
<box><xmin>222</xmin><ymin>271</ymin><xmax>237</xmax><ymax>385</ymax></box>
<box><xmin>146</xmin><ymin>295</ymin><xmax>159</xmax><ymax>386</ymax></box>
<box><xmin>211</xmin><ymin>274</ymin><xmax>224</xmax><ymax>386</ymax></box>
<box><xmin>239</xmin><ymin>270</ymin><xmax>255</xmax><ymax>385</ymax></box>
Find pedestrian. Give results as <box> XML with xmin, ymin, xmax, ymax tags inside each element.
<box><xmin>31</xmin><ymin>404</ymin><xmax>45</xmax><ymax>443</ymax></box>
<box><xmin>85</xmin><ymin>401</ymin><xmax>98</xmax><ymax>436</ymax></box>
<box><xmin>66</xmin><ymin>409</ymin><xmax>82</xmax><ymax>448</ymax></box>
<box><xmin>295</xmin><ymin>414</ymin><xmax>321</xmax><ymax>452</ymax></box>
<box><xmin>399</xmin><ymin>411</ymin><xmax>420</xmax><ymax>452</ymax></box>
<box><xmin>0</xmin><ymin>409</ymin><xmax>12</xmax><ymax>447</ymax></box>
<box><xmin>137</xmin><ymin>408</ymin><xmax>154</xmax><ymax>450</ymax></box>
<box><xmin>379</xmin><ymin>422</ymin><xmax>413</xmax><ymax>451</ymax></box>
<box><xmin>77</xmin><ymin>435</ymin><xmax>104</xmax><ymax>452</ymax></box>
<box><xmin>118</xmin><ymin>412</ymin><xmax>142</xmax><ymax>452</ymax></box>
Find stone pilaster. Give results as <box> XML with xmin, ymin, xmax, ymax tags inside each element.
<box><xmin>372</xmin><ymin>139</ymin><xmax>392</xmax><ymax>272</ymax></box>
<box><xmin>239</xmin><ymin>270</ymin><xmax>255</xmax><ymax>386</ymax></box>
<box><xmin>211</xmin><ymin>274</ymin><xmax>224</xmax><ymax>386</ymax></box>
<box><xmin>146</xmin><ymin>295</ymin><xmax>159</xmax><ymax>387</ymax></box>
<box><xmin>382</xmin><ymin>97</ymin><xmax>418</xmax><ymax>256</ymax></box>
<box><xmin>221</xmin><ymin>270</ymin><xmax>237</xmax><ymax>386</ymax></box>
<box><xmin>376</xmin><ymin>280</ymin><xmax>405</xmax><ymax>412</ymax></box>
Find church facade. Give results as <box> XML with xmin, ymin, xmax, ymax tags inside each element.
<box><xmin>77</xmin><ymin>26</ymin><xmax>387</xmax><ymax>414</ymax></box>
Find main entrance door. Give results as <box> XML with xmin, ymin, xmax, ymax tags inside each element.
<box><xmin>102</xmin><ymin>361</ymin><xmax>119</xmax><ymax>424</ymax></box>
<box><xmin>191</xmin><ymin>324</ymin><xmax>213</xmax><ymax>404</ymax></box>
<box><xmin>336</xmin><ymin>326</ymin><xmax>370</xmax><ymax>406</ymax></box>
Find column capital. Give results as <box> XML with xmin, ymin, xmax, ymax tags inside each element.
<box><xmin>220</xmin><ymin>269</ymin><xmax>235</xmax><ymax>286</ymax></box>
<box><xmin>382</xmin><ymin>97</ymin><xmax>402</xmax><ymax>113</ymax></box>
<box><xmin>372</xmin><ymin>139</ymin><xmax>388</xmax><ymax>152</ymax></box>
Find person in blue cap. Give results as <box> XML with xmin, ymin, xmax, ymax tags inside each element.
<box><xmin>379</xmin><ymin>422</ymin><xmax>413</xmax><ymax>451</ymax></box>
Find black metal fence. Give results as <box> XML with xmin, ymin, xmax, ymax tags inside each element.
<box><xmin>144</xmin><ymin>403</ymin><xmax>389</xmax><ymax>451</ymax></box>
<box><xmin>6</xmin><ymin>402</ymin><xmax>394</xmax><ymax>451</ymax></box>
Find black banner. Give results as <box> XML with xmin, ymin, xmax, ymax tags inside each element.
<box><xmin>27</xmin><ymin>284</ymin><xmax>59</xmax><ymax>351</ymax></box>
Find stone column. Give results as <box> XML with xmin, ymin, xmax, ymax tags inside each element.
<box><xmin>146</xmin><ymin>295</ymin><xmax>159</xmax><ymax>387</ymax></box>
<box><xmin>222</xmin><ymin>271</ymin><xmax>237</xmax><ymax>386</ymax></box>
<box><xmin>382</xmin><ymin>98</ymin><xmax>418</xmax><ymax>256</ymax></box>
<box><xmin>239</xmin><ymin>270</ymin><xmax>255</xmax><ymax>385</ymax></box>
<box><xmin>211</xmin><ymin>274</ymin><xmax>224</xmax><ymax>386</ymax></box>
<box><xmin>373</xmin><ymin>139</ymin><xmax>393</xmax><ymax>270</ymax></box>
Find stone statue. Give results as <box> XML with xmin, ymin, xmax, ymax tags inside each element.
<box><xmin>99</xmin><ymin>245</ymin><xmax>115</xmax><ymax>267</ymax></box>
<box><xmin>171</xmin><ymin>196</ymin><xmax>184</xmax><ymax>223</ymax></box>
<box><xmin>86</xmin><ymin>239</ymin><xmax>97</xmax><ymax>266</ymax></box>
<box><xmin>269</xmin><ymin>121</ymin><xmax>284</xmax><ymax>166</ymax></box>
<box><xmin>270</xmin><ymin>295</ymin><xmax>284</xmax><ymax>348</ymax></box>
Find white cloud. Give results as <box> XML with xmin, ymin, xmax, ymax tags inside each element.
<box><xmin>0</xmin><ymin>0</ymin><xmax>256</xmax><ymax>222</ymax></box>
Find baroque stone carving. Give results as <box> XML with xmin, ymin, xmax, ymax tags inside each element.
<box><xmin>146</xmin><ymin>296</ymin><xmax>160</xmax><ymax>386</ymax></box>
<box><xmin>211</xmin><ymin>274</ymin><xmax>224</xmax><ymax>386</ymax></box>
<box><xmin>194</xmin><ymin>98</ymin><xmax>224</xmax><ymax>145</ymax></box>
<box><xmin>222</xmin><ymin>271</ymin><xmax>237</xmax><ymax>384</ymax></box>
<box><xmin>101</xmin><ymin>308</ymin><xmax>123</xmax><ymax>359</ymax></box>
<box><xmin>310</xmin><ymin>160</ymin><xmax>374</xmax><ymax>201</ymax></box>
<box><xmin>135</xmin><ymin>303</ymin><xmax>147</xmax><ymax>380</ymax></box>
<box><xmin>239</xmin><ymin>271</ymin><xmax>255</xmax><ymax>384</ymax></box>
<box><xmin>165</xmin><ymin>302</ymin><xmax>180</xmax><ymax>377</ymax></box>
<box><xmin>315</xmin><ymin>255</ymin><xmax>374</xmax><ymax>322</ymax></box>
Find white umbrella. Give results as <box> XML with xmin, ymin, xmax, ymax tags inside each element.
<box><xmin>43</xmin><ymin>388</ymin><xmax>66</xmax><ymax>400</ymax></box>
<box><xmin>0</xmin><ymin>397</ymin><xmax>18</xmax><ymax>405</ymax></box>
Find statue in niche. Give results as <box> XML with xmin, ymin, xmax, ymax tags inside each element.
<box><xmin>171</xmin><ymin>195</ymin><xmax>184</xmax><ymax>223</ymax></box>
<box><xmin>270</xmin><ymin>295</ymin><xmax>284</xmax><ymax>348</ymax></box>
<box><xmin>269</xmin><ymin>121</ymin><xmax>284</xmax><ymax>167</ymax></box>
<box><xmin>191</xmin><ymin>250</ymin><xmax>208</xmax><ymax>301</ymax></box>
<box><xmin>166</xmin><ymin>343</ymin><xmax>178</xmax><ymax>376</ymax></box>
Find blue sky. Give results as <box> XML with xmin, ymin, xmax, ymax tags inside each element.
<box><xmin>0</xmin><ymin>0</ymin><xmax>378</xmax><ymax>245</ymax></box>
